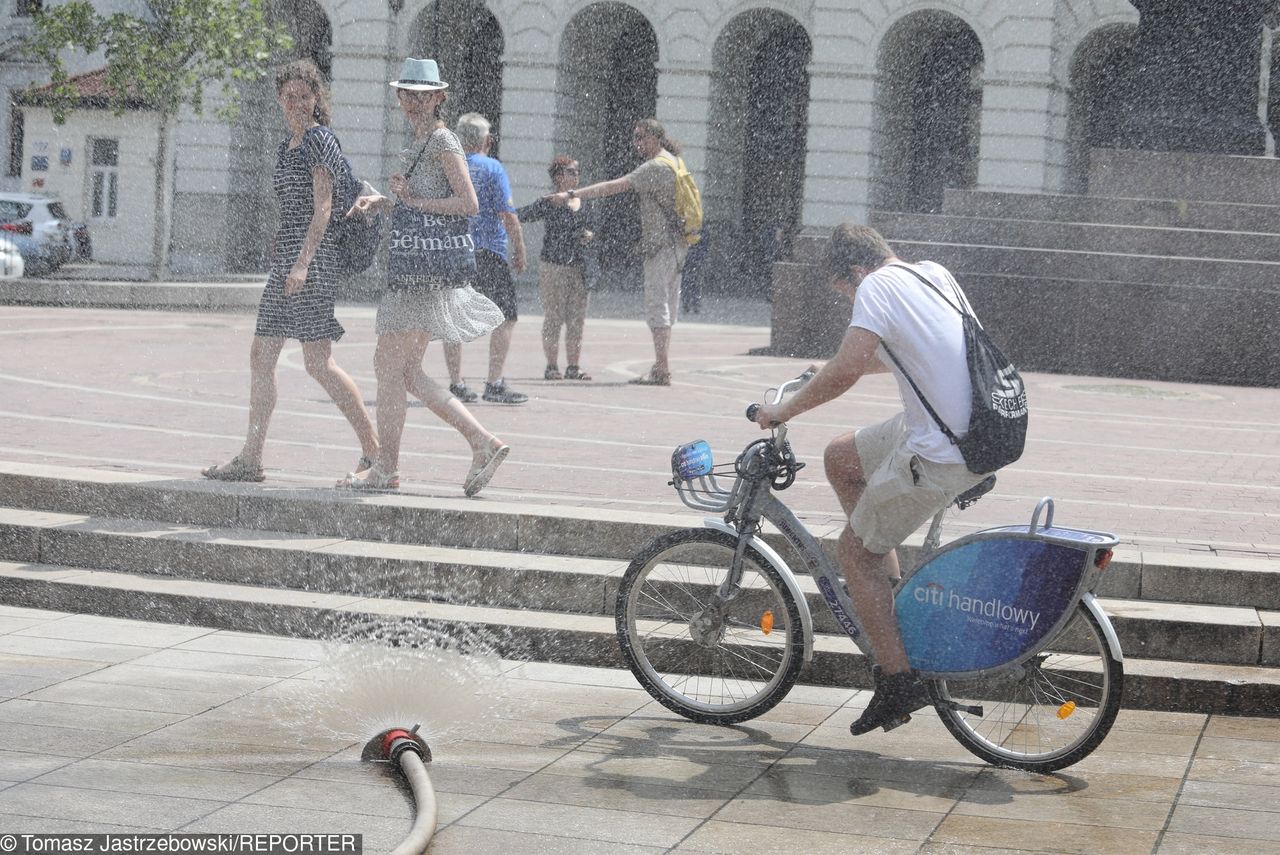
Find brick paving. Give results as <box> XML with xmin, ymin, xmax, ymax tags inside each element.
<box><xmin>0</xmin><ymin>295</ymin><xmax>1277</xmax><ymax>558</ymax></box>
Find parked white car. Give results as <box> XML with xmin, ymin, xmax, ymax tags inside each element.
<box><xmin>0</xmin><ymin>235</ymin><xmax>25</xmax><ymax>278</ymax></box>
<box><xmin>0</xmin><ymin>192</ymin><xmax>89</xmax><ymax>274</ymax></box>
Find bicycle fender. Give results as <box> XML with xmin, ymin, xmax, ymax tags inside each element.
<box><xmin>1081</xmin><ymin>593</ymin><xmax>1124</xmax><ymax>662</ymax></box>
<box><xmin>702</xmin><ymin>518</ymin><xmax>815</xmax><ymax>662</ymax></box>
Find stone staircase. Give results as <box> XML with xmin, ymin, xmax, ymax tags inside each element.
<box><xmin>0</xmin><ymin>462</ymin><xmax>1276</xmax><ymax>715</ymax></box>
<box><xmin>770</xmin><ymin>150</ymin><xmax>1280</xmax><ymax>387</ymax></box>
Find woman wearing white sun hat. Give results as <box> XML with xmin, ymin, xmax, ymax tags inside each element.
<box><xmin>338</xmin><ymin>58</ymin><xmax>509</xmax><ymax>497</ymax></box>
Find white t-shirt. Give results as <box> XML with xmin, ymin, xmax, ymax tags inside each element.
<box><xmin>849</xmin><ymin>260</ymin><xmax>974</xmax><ymax>464</ymax></box>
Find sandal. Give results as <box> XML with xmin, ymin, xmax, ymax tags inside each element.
<box><xmin>201</xmin><ymin>457</ymin><xmax>265</xmax><ymax>483</ymax></box>
<box><xmin>544</xmin><ymin>365</ymin><xmax>563</xmax><ymax>381</ymax></box>
<box><xmin>628</xmin><ymin>369</ymin><xmax>671</xmax><ymax>386</ymax></box>
<box><xmin>564</xmin><ymin>364</ymin><xmax>592</xmax><ymax>381</ymax></box>
<box><xmin>464</xmin><ymin>443</ymin><xmax>510</xmax><ymax>497</ymax></box>
<box><xmin>336</xmin><ymin>467</ymin><xmax>400</xmax><ymax>491</ymax></box>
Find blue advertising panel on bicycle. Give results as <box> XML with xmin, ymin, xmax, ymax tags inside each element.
<box><xmin>896</xmin><ymin>537</ymin><xmax>1087</xmax><ymax>674</ymax></box>
<box><xmin>672</xmin><ymin>440</ymin><xmax>714</xmax><ymax>479</ymax></box>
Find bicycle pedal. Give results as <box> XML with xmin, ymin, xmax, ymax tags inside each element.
<box><xmin>942</xmin><ymin>701</ymin><xmax>984</xmax><ymax>717</ymax></box>
<box><xmin>881</xmin><ymin>713</ymin><xmax>912</xmax><ymax>733</ymax></box>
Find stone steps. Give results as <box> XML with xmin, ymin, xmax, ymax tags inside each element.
<box><xmin>791</xmin><ymin>233</ymin><xmax>1280</xmax><ymax>291</ymax></box>
<box><xmin>2</xmin><ymin>463</ymin><xmax>1277</xmax><ymax>610</ymax></box>
<box><xmin>869</xmin><ymin>211</ymin><xmax>1280</xmax><ymax>262</ymax></box>
<box><xmin>942</xmin><ymin>188</ymin><xmax>1280</xmax><ymax>234</ymax></box>
<box><xmin>1</xmin><ymin>558</ymin><xmax>1275</xmax><ymax>716</ymax></box>
<box><xmin>1088</xmin><ymin>149</ymin><xmax>1280</xmax><ymax>207</ymax></box>
<box><xmin>0</xmin><ymin>506</ymin><xmax>1275</xmax><ymax>669</ymax></box>
<box><xmin>0</xmin><ymin>463</ymin><xmax>1278</xmax><ymax>717</ymax></box>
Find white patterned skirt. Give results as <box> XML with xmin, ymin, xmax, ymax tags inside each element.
<box><xmin>375</xmin><ymin>284</ymin><xmax>505</xmax><ymax>342</ymax></box>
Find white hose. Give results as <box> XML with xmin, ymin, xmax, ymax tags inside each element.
<box><xmin>389</xmin><ymin>749</ymin><xmax>438</xmax><ymax>855</ymax></box>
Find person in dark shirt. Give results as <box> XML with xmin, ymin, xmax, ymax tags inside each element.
<box><xmin>519</xmin><ymin>156</ymin><xmax>596</xmax><ymax>380</ymax></box>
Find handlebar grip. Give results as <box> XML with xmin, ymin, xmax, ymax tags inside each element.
<box><xmin>746</xmin><ymin>403</ymin><xmax>761</xmax><ymax>422</ymax></box>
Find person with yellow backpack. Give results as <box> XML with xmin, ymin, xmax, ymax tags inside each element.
<box><xmin>546</xmin><ymin>118</ymin><xmax>701</xmax><ymax>385</ymax></box>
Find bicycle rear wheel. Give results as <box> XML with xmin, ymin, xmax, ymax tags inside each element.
<box><xmin>616</xmin><ymin>528</ymin><xmax>805</xmax><ymax>724</ymax></box>
<box><xmin>930</xmin><ymin>602</ymin><xmax>1122</xmax><ymax>772</ymax></box>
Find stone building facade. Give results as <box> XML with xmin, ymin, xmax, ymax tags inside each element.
<box><xmin>6</xmin><ymin>0</ymin><xmax>1239</xmax><ymax>278</ymax></box>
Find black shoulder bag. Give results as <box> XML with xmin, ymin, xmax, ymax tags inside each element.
<box><xmin>880</xmin><ymin>264</ymin><xmax>1029</xmax><ymax>475</ymax></box>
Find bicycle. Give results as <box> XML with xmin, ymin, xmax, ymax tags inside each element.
<box><xmin>615</xmin><ymin>370</ymin><xmax>1124</xmax><ymax>772</ymax></box>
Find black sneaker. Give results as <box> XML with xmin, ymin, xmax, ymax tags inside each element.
<box><xmin>482</xmin><ymin>379</ymin><xmax>528</xmax><ymax>405</ymax></box>
<box><xmin>449</xmin><ymin>382</ymin><xmax>478</xmax><ymax>403</ymax></box>
<box><xmin>849</xmin><ymin>667</ymin><xmax>932</xmax><ymax>735</ymax></box>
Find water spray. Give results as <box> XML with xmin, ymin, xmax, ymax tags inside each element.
<box><xmin>362</xmin><ymin>725</ymin><xmax>437</xmax><ymax>853</ymax></box>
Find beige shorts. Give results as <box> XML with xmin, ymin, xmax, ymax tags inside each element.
<box><xmin>850</xmin><ymin>414</ymin><xmax>988</xmax><ymax>554</ymax></box>
<box><xmin>643</xmin><ymin>243</ymin><xmax>687</xmax><ymax>329</ymax></box>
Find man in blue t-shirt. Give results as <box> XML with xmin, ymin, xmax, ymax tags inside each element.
<box><xmin>444</xmin><ymin>113</ymin><xmax>529</xmax><ymax>405</ymax></box>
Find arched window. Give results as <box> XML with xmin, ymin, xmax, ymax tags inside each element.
<box><xmin>871</xmin><ymin>11</ymin><xmax>984</xmax><ymax>213</ymax></box>
<box><xmin>226</xmin><ymin>0</ymin><xmax>333</xmax><ymax>272</ymax></box>
<box><xmin>1066</xmin><ymin>24</ymin><xmax>1137</xmax><ymax>193</ymax></box>
<box><xmin>555</xmin><ymin>3</ymin><xmax>658</xmax><ymax>281</ymax></box>
<box><xmin>706</xmin><ymin>9</ymin><xmax>811</xmax><ymax>294</ymax></box>
<box><xmin>411</xmin><ymin>0</ymin><xmax>505</xmax><ymax>151</ymax></box>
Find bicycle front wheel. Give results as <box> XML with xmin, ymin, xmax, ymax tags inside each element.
<box><xmin>616</xmin><ymin>528</ymin><xmax>805</xmax><ymax>724</ymax></box>
<box><xmin>930</xmin><ymin>601</ymin><xmax>1123</xmax><ymax>772</ymax></box>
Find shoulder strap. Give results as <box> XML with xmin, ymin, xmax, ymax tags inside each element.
<box><xmin>880</xmin><ymin>343</ymin><xmax>960</xmax><ymax>445</ymax></box>
<box><xmin>405</xmin><ymin>143</ymin><xmax>430</xmax><ymax>179</ymax></box>
<box><xmin>888</xmin><ymin>263</ymin><xmax>969</xmax><ymax>318</ymax></box>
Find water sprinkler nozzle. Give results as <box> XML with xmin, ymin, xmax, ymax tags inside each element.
<box><xmin>361</xmin><ymin>725</ymin><xmax>432</xmax><ymax>764</ymax></box>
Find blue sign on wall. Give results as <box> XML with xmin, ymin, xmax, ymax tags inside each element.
<box><xmin>896</xmin><ymin>538</ymin><xmax>1087</xmax><ymax>674</ymax></box>
<box><xmin>30</xmin><ymin>155</ymin><xmax>48</xmax><ymax>172</ymax></box>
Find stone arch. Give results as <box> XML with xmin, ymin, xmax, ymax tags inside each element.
<box><xmin>554</xmin><ymin>2</ymin><xmax>658</xmax><ymax>280</ymax></box>
<box><xmin>410</xmin><ymin>0</ymin><xmax>505</xmax><ymax>152</ymax></box>
<box><xmin>870</xmin><ymin>8</ymin><xmax>984</xmax><ymax>213</ymax></box>
<box><xmin>1065</xmin><ymin>22</ymin><xmax>1137</xmax><ymax>193</ymax></box>
<box><xmin>228</xmin><ymin>0</ymin><xmax>333</xmax><ymax>272</ymax></box>
<box><xmin>704</xmin><ymin>7</ymin><xmax>812</xmax><ymax>294</ymax></box>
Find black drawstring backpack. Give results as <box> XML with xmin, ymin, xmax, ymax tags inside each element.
<box><xmin>880</xmin><ymin>264</ymin><xmax>1029</xmax><ymax>475</ymax></box>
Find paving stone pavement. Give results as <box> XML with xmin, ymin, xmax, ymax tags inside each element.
<box><xmin>0</xmin><ymin>605</ymin><xmax>1278</xmax><ymax>852</ymax></box>
<box><xmin>0</xmin><ymin>298</ymin><xmax>1278</xmax><ymax>561</ymax></box>
<box><xmin>2</xmin><ymin>288</ymin><xmax>1278</xmax><ymax>849</ymax></box>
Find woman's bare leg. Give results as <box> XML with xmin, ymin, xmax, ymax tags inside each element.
<box><xmin>301</xmin><ymin>339</ymin><xmax>378</xmax><ymax>460</ymax></box>
<box><xmin>371</xmin><ymin>331</ymin><xmax>419</xmax><ymax>473</ymax></box>
<box><xmin>238</xmin><ymin>336</ymin><xmax>286</xmax><ymax>464</ymax></box>
<box><xmin>406</xmin><ymin>343</ymin><xmax>504</xmax><ymax>462</ymax></box>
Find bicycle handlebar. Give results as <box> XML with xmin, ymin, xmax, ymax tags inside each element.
<box><xmin>746</xmin><ymin>366</ymin><xmax>818</xmax><ymax>424</ymax></box>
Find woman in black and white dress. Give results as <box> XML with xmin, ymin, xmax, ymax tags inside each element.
<box><xmin>202</xmin><ymin>60</ymin><xmax>378</xmax><ymax>482</ymax></box>
<box><xmin>338</xmin><ymin>58</ymin><xmax>509</xmax><ymax>495</ymax></box>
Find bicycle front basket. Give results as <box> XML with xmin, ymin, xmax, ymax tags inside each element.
<box><xmin>670</xmin><ymin>439</ymin><xmax>743</xmax><ymax>512</ymax></box>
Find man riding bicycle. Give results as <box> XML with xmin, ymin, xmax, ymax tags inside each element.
<box><xmin>753</xmin><ymin>223</ymin><xmax>990</xmax><ymax>735</ymax></box>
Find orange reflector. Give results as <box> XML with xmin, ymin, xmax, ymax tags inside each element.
<box><xmin>1057</xmin><ymin>700</ymin><xmax>1077</xmax><ymax>719</ymax></box>
<box><xmin>1094</xmin><ymin>549</ymin><xmax>1113</xmax><ymax>571</ymax></box>
<box><xmin>760</xmin><ymin>610</ymin><xmax>774</xmax><ymax>635</ymax></box>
